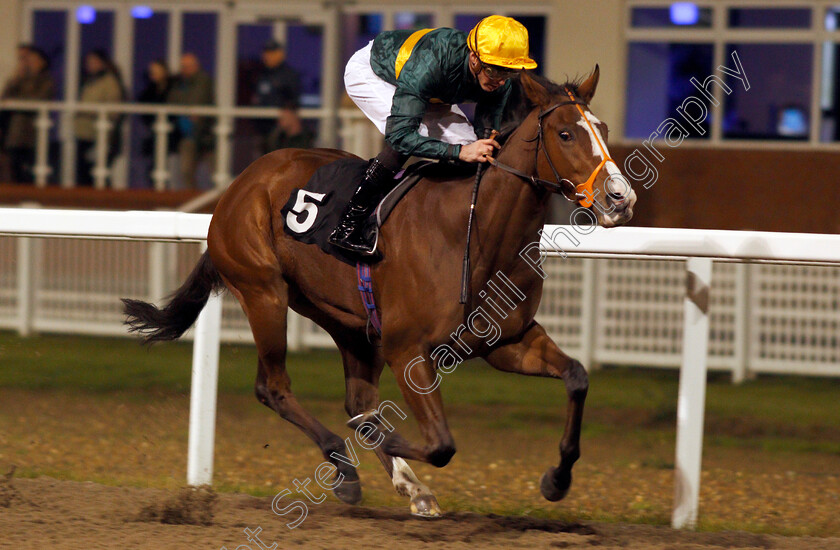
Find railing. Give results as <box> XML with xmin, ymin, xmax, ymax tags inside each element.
<box><xmin>0</xmin><ymin>100</ymin><xmax>382</xmax><ymax>189</ymax></box>
<box><xmin>2</xmin><ymin>207</ymin><xmax>840</xmax><ymax>530</ymax></box>
<box><xmin>4</xmin><ymin>216</ymin><xmax>840</xmax><ymax>379</ymax></box>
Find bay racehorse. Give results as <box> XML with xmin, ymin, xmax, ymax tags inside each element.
<box><xmin>123</xmin><ymin>68</ymin><xmax>637</xmax><ymax>517</ymax></box>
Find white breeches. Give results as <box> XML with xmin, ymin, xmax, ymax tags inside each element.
<box><xmin>344</xmin><ymin>41</ymin><xmax>478</xmax><ymax>146</ymax></box>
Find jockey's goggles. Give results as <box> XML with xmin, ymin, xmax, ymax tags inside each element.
<box><xmin>480</xmin><ymin>62</ymin><xmax>521</xmax><ymax>81</ymax></box>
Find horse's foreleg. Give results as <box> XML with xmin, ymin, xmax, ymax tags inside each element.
<box><xmin>484</xmin><ymin>321</ymin><xmax>588</xmax><ymax>502</ymax></box>
<box><xmin>339</xmin><ymin>344</ymin><xmax>441</xmax><ymax>517</ymax></box>
<box><xmin>378</xmin><ymin>349</ymin><xmax>457</xmax><ymax>468</ymax></box>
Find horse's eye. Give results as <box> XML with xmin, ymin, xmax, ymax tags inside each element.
<box><xmin>559</xmin><ymin>130</ymin><xmax>573</xmax><ymax>142</ymax></box>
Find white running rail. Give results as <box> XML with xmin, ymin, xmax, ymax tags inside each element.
<box><xmin>3</xmin><ymin>206</ymin><xmax>840</xmax><ymax>530</ymax></box>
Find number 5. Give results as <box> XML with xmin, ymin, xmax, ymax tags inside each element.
<box><xmin>286</xmin><ymin>190</ymin><xmax>326</xmax><ymax>233</ymax></box>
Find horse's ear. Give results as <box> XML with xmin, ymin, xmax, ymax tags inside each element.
<box><xmin>577</xmin><ymin>65</ymin><xmax>600</xmax><ymax>104</ymax></box>
<box><xmin>520</xmin><ymin>71</ymin><xmax>551</xmax><ymax>108</ymax></box>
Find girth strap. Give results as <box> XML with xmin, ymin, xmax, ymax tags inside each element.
<box><xmin>357</xmin><ymin>262</ymin><xmax>382</xmax><ymax>337</ymax></box>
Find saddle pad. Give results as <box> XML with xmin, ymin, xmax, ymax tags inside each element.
<box><xmin>281</xmin><ymin>158</ymin><xmax>433</xmax><ymax>266</ymax></box>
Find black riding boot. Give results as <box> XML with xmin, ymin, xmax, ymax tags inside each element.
<box><xmin>328</xmin><ymin>158</ymin><xmax>396</xmax><ymax>254</ymax></box>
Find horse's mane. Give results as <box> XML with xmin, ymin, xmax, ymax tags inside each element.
<box><xmin>497</xmin><ymin>74</ymin><xmax>584</xmax><ymax>143</ymax></box>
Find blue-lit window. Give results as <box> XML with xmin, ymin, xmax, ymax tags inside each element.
<box><xmin>79</xmin><ymin>10</ymin><xmax>114</xmax><ymax>62</ymax></box>
<box><xmin>728</xmin><ymin>8</ymin><xmax>811</xmax><ymax>29</ymax></box>
<box><xmin>32</xmin><ymin>10</ymin><xmax>66</xmax><ymax>98</ymax></box>
<box><xmin>454</xmin><ymin>14</ymin><xmax>489</xmax><ymax>33</ymax></box>
<box><xmin>723</xmin><ymin>44</ymin><xmax>812</xmax><ymax>140</ymax></box>
<box><xmin>129</xmin><ymin>10</ymin><xmax>169</xmax><ymax>189</ymax></box>
<box><xmin>625</xmin><ymin>43</ymin><xmax>714</xmax><ymax>139</ymax></box>
<box><xmin>631</xmin><ymin>6</ymin><xmax>712</xmax><ymax>28</ymax></box>
<box><xmin>132</xmin><ymin>12</ymin><xmax>168</xmax><ymax>97</ymax></box>
<box><xmin>287</xmin><ymin>25</ymin><xmax>323</xmax><ymax>108</ymax></box>
<box><xmin>394</xmin><ymin>13</ymin><xmax>434</xmax><ymax>30</ymax></box>
<box><xmin>341</xmin><ymin>13</ymin><xmax>383</xmax><ymax>66</ymax></box>
<box><xmin>182</xmin><ymin>12</ymin><xmax>218</xmax><ymax>78</ymax></box>
<box><xmin>31</xmin><ymin>10</ymin><xmax>66</xmax><ymax>184</ymax></box>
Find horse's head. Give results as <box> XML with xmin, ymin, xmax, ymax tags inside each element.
<box><xmin>508</xmin><ymin>67</ymin><xmax>636</xmax><ymax>228</ymax></box>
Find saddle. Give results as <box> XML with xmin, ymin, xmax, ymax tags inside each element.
<box><xmin>281</xmin><ymin>158</ymin><xmax>464</xmax><ymax>265</ymax></box>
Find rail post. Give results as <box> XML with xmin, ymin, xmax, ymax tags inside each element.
<box><xmin>16</xmin><ymin>203</ymin><xmax>42</xmax><ymax>336</ymax></box>
<box><xmin>732</xmin><ymin>263</ymin><xmax>753</xmax><ymax>384</ymax></box>
<box><xmin>152</xmin><ymin>111</ymin><xmax>171</xmax><ymax>191</ymax></box>
<box><xmin>148</xmin><ymin>242</ymin><xmax>166</xmax><ymax>304</ymax></box>
<box><xmin>16</xmin><ymin>237</ymin><xmax>35</xmax><ymax>337</ymax></box>
<box><xmin>93</xmin><ymin>110</ymin><xmax>112</xmax><ymax>189</ymax></box>
<box><xmin>187</xmin><ymin>245</ymin><xmax>223</xmax><ymax>486</ymax></box>
<box><xmin>33</xmin><ymin>107</ymin><xmax>52</xmax><ymax>187</ymax></box>
<box><xmin>579</xmin><ymin>258</ymin><xmax>598</xmax><ymax>369</ymax></box>
<box><xmin>672</xmin><ymin>256</ymin><xmax>713</xmax><ymax>529</ymax></box>
<box><xmin>212</xmin><ymin>114</ymin><xmax>232</xmax><ymax>189</ymax></box>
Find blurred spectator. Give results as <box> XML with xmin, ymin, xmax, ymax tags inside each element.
<box><xmin>274</xmin><ymin>107</ymin><xmax>314</xmax><ymax>149</ymax></box>
<box><xmin>0</xmin><ymin>44</ymin><xmax>55</xmax><ymax>183</ymax></box>
<box><xmin>168</xmin><ymin>53</ymin><xmax>214</xmax><ymax>189</ymax></box>
<box><xmin>253</xmin><ymin>40</ymin><xmax>311</xmax><ymax>154</ymax></box>
<box><xmin>137</xmin><ymin>60</ymin><xmax>174</xmax><ymax>180</ymax></box>
<box><xmin>74</xmin><ymin>49</ymin><xmax>126</xmax><ymax>186</ymax></box>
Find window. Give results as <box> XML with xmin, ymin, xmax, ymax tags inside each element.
<box><xmin>821</xmin><ymin>7</ymin><xmax>840</xmax><ymax>142</ymax></box>
<box><xmin>454</xmin><ymin>14</ymin><xmax>489</xmax><ymax>32</ymax></box>
<box><xmin>79</xmin><ymin>9</ymin><xmax>115</xmax><ymax>88</ymax></box>
<box><xmin>130</xmin><ymin>11</ymin><xmax>169</xmax><ymax>189</ymax></box>
<box><xmin>626</xmin><ymin>43</ymin><xmax>713</xmax><ymax>139</ymax></box>
<box><xmin>631</xmin><ymin>6</ymin><xmax>713</xmax><ymax>28</ymax></box>
<box><xmin>394</xmin><ymin>12</ymin><xmax>434</xmax><ymax>30</ymax></box>
<box><xmin>182</xmin><ymin>12</ymin><xmax>218</xmax><ymax>78</ymax></box>
<box><xmin>32</xmin><ymin>10</ymin><xmax>67</xmax><ymax>98</ymax></box>
<box><xmin>728</xmin><ymin>8</ymin><xmax>810</xmax><ymax>29</ymax></box>
<box><xmin>341</xmin><ymin>13</ymin><xmax>383</xmax><ymax>66</ymax></box>
<box><xmin>133</xmin><ymin>12</ymin><xmax>169</xmax><ymax>98</ymax></box>
<box><xmin>723</xmin><ymin>43</ymin><xmax>812</xmax><ymax>140</ymax></box>
<box><xmin>287</xmin><ymin>25</ymin><xmax>324</xmax><ymax>107</ymax></box>
<box><xmin>625</xmin><ymin>2</ymin><xmax>832</xmax><ymax>144</ymax></box>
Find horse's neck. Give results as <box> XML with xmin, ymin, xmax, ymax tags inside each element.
<box><xmin>473</xmin><ymin>123</ymin><xmax>550</xmax><ymax>272</ymax></box>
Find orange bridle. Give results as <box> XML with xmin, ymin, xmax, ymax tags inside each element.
<box><xmin>488</xmin><ymin>88</ymin><xmax>614</xmax><ymax>208</ymax></box>
<box><xmin>564</xmin><ymin>89</ymin><xmax>615</xmax><ymax>208</ymax></box>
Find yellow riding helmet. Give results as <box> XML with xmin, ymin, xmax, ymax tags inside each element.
<box><xmin>467</xmin><ymin>16</ymin><xmax>538</xmax><ymax>70</ymax></box>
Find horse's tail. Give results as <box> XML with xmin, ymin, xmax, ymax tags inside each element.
<box><xmin>122</xmin><ymin>251</ymin><xmax>224</xmax><ymax>344</ymax></box>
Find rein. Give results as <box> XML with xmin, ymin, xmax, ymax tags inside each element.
<box><xmin>487</xmin><ymin>88</ymin><xmax>611</xmax><ymax>208</ymax></box>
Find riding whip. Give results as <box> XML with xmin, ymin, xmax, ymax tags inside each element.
<box><xmin>460</xmin><ymin>129</ymin><xmax>498</xmax><ymax>305</ymax></box>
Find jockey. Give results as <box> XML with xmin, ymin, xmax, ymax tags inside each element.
<box><xmin>329</xmin><ymin>15</ymin><xmax>538</xmax><ymax>254</ymax></box>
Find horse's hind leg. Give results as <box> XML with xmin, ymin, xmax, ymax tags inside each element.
<box><xmin>235</xmin><ymin>280</ymin><xmax>362</xmax><ymax>505</ymax></box>
<box><xmin>338</xmin><ymin>342</ymin><xmax>441</xmax><ymax>517</ymax></box>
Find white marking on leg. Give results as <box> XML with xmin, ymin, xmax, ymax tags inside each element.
<box><xmin>391</xmin><ymin>457</ymin><xmax>432</xmax><ymax>498</ymax></box>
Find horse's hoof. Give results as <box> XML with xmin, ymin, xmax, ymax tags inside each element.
<box><xmin>409</xmin><ymin>494</ymin><xmax>442</xmax><ymax>518</ymax></box>
<box><xmin>539</xmin><ymin>466</ymin><xmax>571</xmax><ymax>502</ymax></box>
<box><xmin>333</xmin><ymin>478</ymin><xmax>362</xmax><ymax>505</ymax></box>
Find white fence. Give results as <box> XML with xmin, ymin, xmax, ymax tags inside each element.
<box><xmin>2</xmin><ymin>218</ymin><xmax>839</xmax><ymax>381</ymax></box>
<box><xmin>2</xmin><ymin>207</ymin><xmax>840</xmax><ymax>530</ymax></box>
